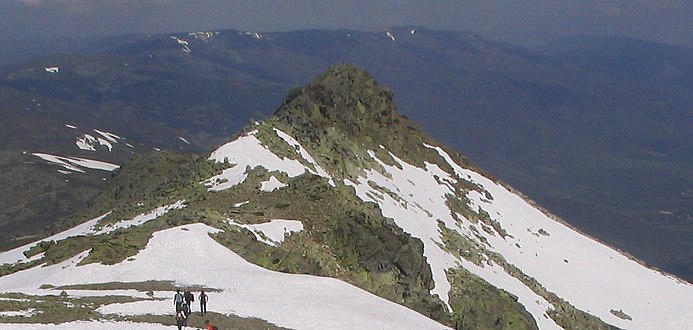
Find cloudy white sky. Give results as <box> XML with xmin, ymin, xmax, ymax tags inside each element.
<box><xmin>2</xmin><ymin>0</ymin><xmax>692</xmax><ymax>48</ymax></box>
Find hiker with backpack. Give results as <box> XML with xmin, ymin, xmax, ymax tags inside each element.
<box><xmin>175</xmin><ymin>309</ymin><xmax>187</xmax><ymax>330</ymax></box>
<box><xmin>184</xmin><ymin>289</ymin><xmax>194</xmax><ymax>311</ymax></box>
<box><xmin>173</xmin><ymin>289</ymin><xmax>185</xmax><ymax>313</ymax></box>
<box><xmin>182</xmin><ymin>300</ymin><xmax>191</xmax><ymax>326</ymax></box>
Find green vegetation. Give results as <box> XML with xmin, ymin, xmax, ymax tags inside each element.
<box><xmin>0</xmin><ymin>291</ymin><xmax>142</xmax><ymax>324</ymax></box>
<box><xmin>448</xmin><ymin>267</ymin><xmax>537</xmax><ymax>330</ymax></box>
<box><xmin>126</xmin><ymin>311</ymin><xmax>288</xmax><ymax>330</ymax></box>
<box><xmin>0</xmin><ymin>291</ymin><xmax>282</xmax><ymax>329</ymax></box>
<box><xmin>268</xmin><ymin>65</ymin><xmax>479</xmax><ymax>181</ymax></box>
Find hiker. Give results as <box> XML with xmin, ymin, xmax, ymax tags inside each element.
<box><xmin>182</xmin><ymin>300</ymin><xmax>191</xmax><ymax>319</ymax></box>
<box><xmin>199</xmin><ymin>290</ymin><xmax>208</xmax><ymax>316</ymax></box>
<box><xmin>204</xmin><ymin>319</ymin><xmax>218</xmax><ymax>330</ymax></box>
<box><xmin>180</xmin><ymin>301</ymin><xmax>190</xmax><ymax>327</ymax></box>
<box><xmin>176</xmin><ymin>309</ymin><xmax>187</xmax><ymax>330</ymax></box>
<box><xmin>174</xmin><ymin>289</ymin><xmax>185</xmax><ymax>313</ymax></box>
<box><xmin>184</xmin><ymin>289</ymin><xmax>194</xmax><ymax>310</ymax></box>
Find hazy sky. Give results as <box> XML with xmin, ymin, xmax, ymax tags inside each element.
<box><xmin>2</xmin><ymin>0</ymin><xmax>692</xmax><ymax>48</ymax></box>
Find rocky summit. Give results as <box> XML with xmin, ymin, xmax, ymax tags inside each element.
<box><xmin>1</xmin><ymin>65</ymin><xmax>692</xmax><ymax>329</ymax></box>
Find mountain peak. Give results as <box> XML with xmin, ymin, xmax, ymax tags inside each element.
<box><xmin>267</xmin><ymin>64</ymin><xmax>442</xmax><ymax>178</ymax></box>
<box><xmin>311</xmin><ymin>64</ymin><xmax>380</xmax><ymax>94</ymax></box>
<box><xmin>273</xmin><ymin>64</ymin><xmax>400</xmax><ymax>139</ymax></box>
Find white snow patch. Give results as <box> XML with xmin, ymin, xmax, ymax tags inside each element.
<box><xmin>65</xmin><ymin>124</ymin><xmax>77</xmax><ymax>129</ymax></box>
<box><xmin>273</xmin><ymin>128</ymin><xmax>334</xmax><ymax>186</ymax></box>
<box><xmin>233</xmin><ymin>201</ymin><xmax>249</xmax><ymax>207</ymax></box>
<box><xmin>0</xmin><ymin>308</ymin><xmax>39</xmax><ymax>317</ymax></box>
<box><xmin>94</xmin><ymin>200</ymin><xmax>186</xmax><ymax>235</ymax></box>
<box><xmin>189</xmin><ymin>31</ymin><xmax>217</xmax><ymax>40</ymax></box>
<box><xmin>228</xmin><ymin>219</ymin><xmax>304</xmax><ymax>247</ymax></box>
<box><xmin>76</xmin><ymin>134</ymin><xmax>97</xmax><ymax>151</ymax></box>
<box><xmin>33</xmin><ymin>153</ymin><xmax>119</xmax><ymax>172</ymax></box>
<box><xmin>76</xmin><ymin>132</ymin><xmax>116</xmax><ymax>151</ymax></box>
<box><xmin>178</xmin><ymin>136</ymin><xmax>191</xmax><ymax>145</ymax></box>
<box><xmin>260</xmin><ymin>176</ymin><xmax>287</xmax><ymax>192</ymax></box>
<box><xmin>204</xmin><ymin>130</ymin><xmax>318</xmax><ymax>191</ymax></box>
<box><xmin>244</xmin><ymin>31</ymin><xmax>263</xmax><ymax>39</ymax></box>
<box><xmin>44</xmin><ymin>67</ymin><xmax>59</xmax><ymax>73</ymax></box>
<box><xmin>170</xmin><ymin>36</ymin><xmax>191</xmax><ymax>53</ymax></box>
<box><xmin>96</xmin><ymin>137</ymin><xmax>113</xmax><ymax>151</ymax></box>
<box><xmin>386</xmin><ymin>31</ymin><xmax>396</xmax><ymax>41</ymax></box>
<box><xmin>94</xmin><ymin>129</ymin><xmax>120</xmax><ymax>144</ymax></box>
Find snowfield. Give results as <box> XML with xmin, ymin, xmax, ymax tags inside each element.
<box><xmin>346</xmin><ymin>142</ymin><xmax>693</xmax><ymax>330</ymax></box>
<box><xmin>0</xmin><ymin>224</ymin><xmax>449</xmax><ymax>330</ymax></box>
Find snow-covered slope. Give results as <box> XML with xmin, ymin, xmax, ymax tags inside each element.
<box><xmin>201</xmin><ymin>125</ymin><xmax>693</xmax><ymax>329</ymax></box>
<box><xmin>348</xmin><ymin>143</ymin><xmax>693</xmax><ymax>329</ymax></box>
<box><xmin>0</xmin><ymin>223</ymin><xmax>448</xmax><ymax>330</ymax></box>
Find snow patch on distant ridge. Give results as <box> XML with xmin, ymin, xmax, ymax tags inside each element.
<box><xmin>188</xmin><ymin>31</ymin><xmax>217</xmax><ymax>40</ymax></box>
<box><xmin>32</xmin><ymin>153</ymin><xmax>119</xmax><ymax>173</ymax></box>
<box><xmin>170</xmin><ymin>36</ymin><xmax>191</xmax><ymax>53</ymax></box>
<box><xmin>243</xmin><ymin>31</ymin><xmax>262</xmax><ymax>39</ymax></box>
<box><xmin>75</xmin><ymin>129</ymin><xmax>123</xmax><ymax>152</ymax></box>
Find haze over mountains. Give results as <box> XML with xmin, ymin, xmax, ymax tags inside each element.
<box><xmin>0</xmin><ymin>27</ymin><xmax>691</xmax><ymax>286</ymax></box>
<box><xmin>1</xmin><ymin>65</ymin><xmax>691</xmax><ymax>329</ymax></box>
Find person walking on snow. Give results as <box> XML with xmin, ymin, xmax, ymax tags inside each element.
<box><xmin>182</xmin><ymin>300</ymin><xmax>191</xmax><ymax>327</ymax></box>
<box><xmin>184</xmin><ymin>289</ymin><xmax>194</xmax><ymax>310</ymax></box>
<box><xmin>199</xmin><ymin>290</ymin><xmax>208</xmax><ymax>316</ymax></box>
<box><xmin>176</xmin><ymin>309</ymin><xmax>187</xmax><ymax>330</ymax></box>
<box><xmin>174</xmin><ymin>289</ymin><xmax>185</xmax><ymax>313</ymax></box>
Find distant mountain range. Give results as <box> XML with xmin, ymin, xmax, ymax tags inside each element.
<box><xmin>0</xmin><ymin>28</ymin><xmax>690</xmax><ymax>283</ymax></box>
<box><xmin>1</xmin><ymin>65</ymin><xmax>691</xmax><ymax>329</ymax></box>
